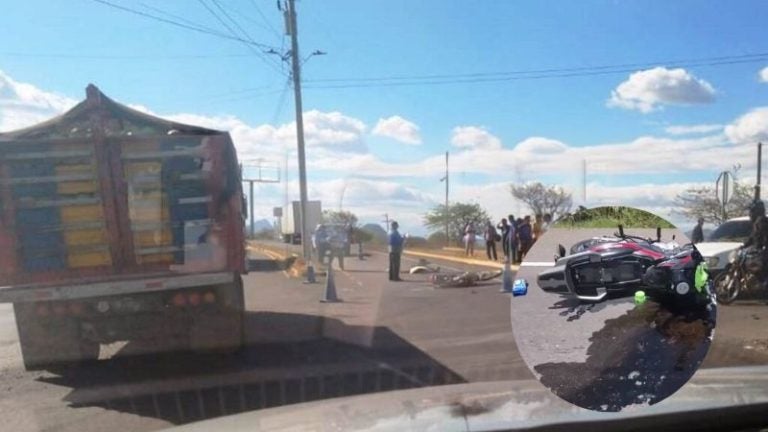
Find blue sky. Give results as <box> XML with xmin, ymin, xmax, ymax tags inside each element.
<box><xmin>2</xmin><ymin>1</ymin><xmax>768</xmax><ymax>234</ymax></box>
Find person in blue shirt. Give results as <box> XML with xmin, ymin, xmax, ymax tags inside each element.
<box><xmin>388</xmin><ymin>221</ymin><xmax>404</xmax><ymax>281</ymax></box>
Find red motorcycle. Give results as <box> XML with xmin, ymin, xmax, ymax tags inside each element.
<box><xmin>538</xmin><ymin>226</ymin><xmax>713</xmax><ymax>308</ymax></box>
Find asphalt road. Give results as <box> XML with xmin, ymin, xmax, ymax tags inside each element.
<box><xmin>0</xmin><ymin>237</ymin><xmax>765</xmax><ymax>430</ymax></box>
<box><xmin>0</xmin><ymin>249</ymin><xmax>527</xmax><ymax>432</ymax></box>
<box><xmin>512</xmin><ymin>227</ymin><xmax>718</xmax><ymax>411</ymax></box>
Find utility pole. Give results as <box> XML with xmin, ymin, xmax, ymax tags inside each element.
<box><xmin>582</xmin><ymin>158</ymin><xmax>587</xmax><ymax>204</ymax></box>
<box><xmin>440</xmin><ymin>151</ymin><xmax>449</xmax><ymax>246</ymax></box>
<box><xmin>383</xmin><ymin>213</ymin><xmax>390</xmax><ymax>231</ymax></box>
<box><xmin>286</xmin><ymin>0</ymin><xmax>311</xmax><ymax>262</ymax></box>
<box><xmin>756</xmin><ymin>142</ymin><xmax>763</xmax><ymax>201</ymax></box>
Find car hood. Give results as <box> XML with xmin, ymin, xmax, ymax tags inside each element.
<box><xmin>695</xmin><ymin>242</ymin><xmax>742</xmax><ymax>257</ymax></box>
<box><xmin>164</xmin><ymin>366</ymin><xmax>768</xmax><ymax>432</ymax></box>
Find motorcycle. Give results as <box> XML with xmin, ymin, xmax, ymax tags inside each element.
<box><xmin>713</xmin><ymin>246</ymin><xmax>765</xmax><ymax>305</ymax></box>
<box><xmin>538</xmin><ymin>225</ymin><xmax>713</xmax><ymax>308</ymax></box>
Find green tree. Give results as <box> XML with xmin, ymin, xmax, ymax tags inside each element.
<box><xmin>321</xmin><ymin>210</ymin><xmax>358</xmax><ymax>226</ymax></box>
<box><xmin>511</xmin><ymin>182</ymin><xmax>573</xmax><ymax>219</ymax></box>
<box><xmin>672</xmin><ymin>167</ymin><xmax>754</xmax><ymax>224</ymax></box>
<box><xmin>423</xmin><ymin>202</ymin><xmax>490</xmax><ymax>243</ymax></box>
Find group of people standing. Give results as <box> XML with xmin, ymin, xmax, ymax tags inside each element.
<box><xmin>463</xmin><ymin>213</ymin><xmax>552</xmax><ymax>263</ymax></box>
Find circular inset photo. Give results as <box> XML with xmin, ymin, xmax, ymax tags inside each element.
<box><xmin>509</xmin><ymin>206</ymin><xmax>717</xmax><ymax>412</ymax></box>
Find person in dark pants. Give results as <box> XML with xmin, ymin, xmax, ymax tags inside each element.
<box><xmin>518</xmin><ymin>215</ymin><xmax>533</xmax><ymax>261</ymax></box>
<box><xmin>509</xmin><ymin>215</ymin><xmax>519</xmax><ymax>263</ymax></box>
<box><xmin>691</xmin><ymin>218</ymin><xmax>705</xmax><ymax>244</ymax></box>
<box><xmin>484</xmin><ymin>220</ymin><xmax>498</xmax><ymax>261</ymax></box>
<box><xmin>497</xmin><ymin>218</ymin><xmax>510</xmax><ymax>261</ymax></box>
<box><xmin>743</xmin><ymin>200</ymin><xmax>768</xmax><ymax>296</ymax></box>
<box><xmin>388</xmin><ymin>221</ymin><xmax>404</xmax><ymax>281</ymax></box>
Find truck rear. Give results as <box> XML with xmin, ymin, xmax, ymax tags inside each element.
<box><xmin>281</xmin><ymin>200</ymin><xmax>321</xmax><ymax>244</ymax></box>
<box><xmin>0</xmin><ymin>85</ymin><xmax>247</xmax><ymax>370</ymax></box>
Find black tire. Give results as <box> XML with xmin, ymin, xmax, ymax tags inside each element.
<box><xmin>714</xmin><ymin>269</ymin><xmax>740</xmax><ymax>305</ymax></box>
<box><xmin>14</xmin><ymin>303</ymin><xmax>99</xmax><ymax>371</ymax></box>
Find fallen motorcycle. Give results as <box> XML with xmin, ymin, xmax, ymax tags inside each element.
<box><xmin>713</xmin><ymin>245</ymin><xmax>765</xmax><ymax>305</ymax></box>
<box><xmin>538</xmin><ymin>225</ymin><xmax>713</xmax><ymax>308</ymax></box>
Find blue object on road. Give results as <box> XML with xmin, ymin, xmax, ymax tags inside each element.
<box><xmin>512</xmin><ymin>279</ymin><xmax>528</xmax><ymax>296</ymax></box>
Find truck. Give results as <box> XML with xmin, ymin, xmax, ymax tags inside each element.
<box><xmin>281</xmin><ymin>200</ymin><xmax>322</xmax><ymax>244</ymax></box>
<box><xmin>0</xmin><ymin>85</ymin><xmax>247</xmax><ymax>370</ymax></box>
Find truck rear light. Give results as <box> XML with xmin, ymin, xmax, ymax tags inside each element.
<box><xmin>96</xmin><ymin>301</ymin><xmax>110</xmax><ymax>313</ymax></box>
<box><xmin>53</xmin><ymin>303</ymin><xmax>67</xmax><ymax>316</ymax></box>
<box><xmin>68</xmin><ymin>302</ymin><xmax>84</xmax><ymax>315</ymax></box>
<box><xmin>188</xmin><ymin>292</ymin><xmax>201</xmax><ymax>306</ymax></box>
<box><xmin>203</xmin><ymin>292</ymin><xmax>216</xmax><ymax>304</ymax></box>
<box><xmin>171</xmin><ymin>293</ymin><xmax>186</xmax><ymax>307</ymax></box>
<box><xmin>35</xmin><ymin>304</ymin><xmax>50</xmax><ymax>317</ymax></box>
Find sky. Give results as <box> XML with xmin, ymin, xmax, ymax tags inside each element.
<box><xmin>2</xmin><ymin>0</ymin><xmax>768</xmax><ymax>235</ymax></box>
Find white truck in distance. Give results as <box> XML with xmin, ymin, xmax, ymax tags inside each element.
<box><xmin>281</xmin><ymin>200</ymin><xmax>322</xmax><ymax>244</ymax></box>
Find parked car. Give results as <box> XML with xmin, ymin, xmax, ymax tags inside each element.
<box><xmin>696</xmin><ymin>216</ymin><xmax>752</xmax><ymax>276</ymax></box>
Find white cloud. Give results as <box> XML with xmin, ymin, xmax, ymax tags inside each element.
<box><xmin>162</xmin><ymin>109</ymin><xmax>368</xmax><ymax>158</ymax></box>
<box><xmin>725</xmin><ymin>107</ymin><xmax>768</xmax><ymax>145</ymax></box>
<box><xmin>371</xmin><ymin>115</ymin><xmax>422</xmax><ymax>145</ymax></box>
<box><xmin>759</xmin><ymin>66</ymin><xmax>768</xmax><ymax>83</ymax></box>
<box><xmin>0</xmin><ymin>70</ymin><xmax>77</xmax><ymax>131</ymax></box>
<box><xmin>451</xmin><ymin>126</ymin><xmax>502</xmax><ymax>150</ymax></box>
<box><xmin>664</xmin><ymin>123</ymin><xmax>723</xmax><ymax>135</ymax></box>
<box><xmin>514</xmin><ymin>137</ymin><xmax>568</xmax><ymax>154</ymax></box>
<box><xmin>608</xmin><ymin>67</ymin><xmax>716</xmax><ymax>113</ymax></box>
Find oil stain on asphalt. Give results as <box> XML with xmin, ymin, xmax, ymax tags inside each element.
<box><xmin>533</xmin><ymin>299</ymin><xmax>716</xmax><ymax>411</ymax></box>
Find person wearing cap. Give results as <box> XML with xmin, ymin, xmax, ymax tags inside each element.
<box><xmin>691</xmin><ymin>218</ymin><xmax>705</xmax><ymax>244</ymax></box>
<box><xmin>743</xmin><ymin>200</ymin><xmax>768</xmax><ymax>250</ymax></box>
<box><xmin>743</xmin><ymin>200</ymin><xmax>768</xmax><ymax>298</ymax></box>
<box><xmin>388</xmin><ymin>221</ymin><xmax>404</xmax><ymax>281</ymax></box>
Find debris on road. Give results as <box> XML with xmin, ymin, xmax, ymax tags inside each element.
<box><xmin>430</xmin><ymin>271</ymin><xmax>502</xmax><ymax>288</ymax></box>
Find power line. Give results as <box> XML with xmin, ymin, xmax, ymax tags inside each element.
<box><xmin>91</xmin><ymin>0</ymin><xmax>277</xmax><ymax>50</ymax></box>
<box><xmin>0</xmin><ymin>51</ymin><xmax>251</xmax><ymax>60</ymax></box>
<box><xmin>303</xmin><ymin>51</ymin><xmax>768</xmax><ymax>86</ymax></box>
<box><xmin>247</xmin><ymin>0</ymin><xmax>283</xmax><ymax>39</ymax></box>
<box><xmin>211</xmin><ymin>0</ymin><xmax>257</xmax><ymax>42</ymax></box>
<box><xmin>302</xmin><ymin>53</ymin><xmax>768</xmax><ymax>90</ymax></box>
<box><xmin>196</xmin><ymin>0</ymin><xmax>285</xmax><ymax>75</ymax></box>
<box><xmin>138</xmin><ymin>1</ymin><xmax>224</xmax><ymax>36</ymax></box>
<box><xmin>210</xmin><ymin>0</ymin><xmax>287</xmax><ymax>74</ymax></box>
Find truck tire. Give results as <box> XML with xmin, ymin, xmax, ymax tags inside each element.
<box><xmin>14</xmin><ymin>303</ymin><xmax>99</xmax><ymax>371</ymax></box>
<box><xmin>189</xmin><ymin>274</ymin><xmax>245</xmax><ymax>353</ymax></box>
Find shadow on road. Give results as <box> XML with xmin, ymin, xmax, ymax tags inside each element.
<box><xmin>247</xmin><ymin>257</ymin><xmax>295</xmax><ymax>272</ymax></box>
<box><xmin>534</xmin><ymin>300</ymin><xmax>715</xmax><ymax>411</ymax></box>
<box><xmin>547</xmin><ymin>296</ymin><xmax>612</xmax><ymax>322</ymax></box>
<box><xmin>38</xmin><ymin>311</ymin><xmax>464</xmax><ymax>426</ymax></box>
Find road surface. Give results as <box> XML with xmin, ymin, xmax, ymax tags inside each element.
<box><xmin>0</xmin><ymin>249</ymin><xmax>525</xmax><ymax>432</ymax></box>
<box><xmin>0</xmin><ymin>238</ymin><xmax>765</xmax><ymax>430</ymax></box>
<box><xmin>512</xmin><ymin>227</ymin><xmax>719</xmax><ymax>411</ymax></box>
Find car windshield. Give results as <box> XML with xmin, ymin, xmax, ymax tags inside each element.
<box><xmin>1</xmin><ymin>1</ymin><xmax>768</xmax><ymax>431</ymax></box>
<box><xmin>707</xmin><ymin>220</ymin><xmax>752</xmax><ymax>242</ymax></box>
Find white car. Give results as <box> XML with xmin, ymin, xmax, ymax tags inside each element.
<box><xmin>695</xmin><ymin>216</ymin><xmax>752</xmax><ymax>276</ymax></box>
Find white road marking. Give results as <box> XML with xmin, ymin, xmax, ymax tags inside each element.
<box><xmin>520</xmin><ymin>261</ymin><xmax>556</xmax><ymax>267</ymax></box>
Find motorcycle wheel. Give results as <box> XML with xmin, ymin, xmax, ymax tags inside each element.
<box><xmin>714</xmin><ymin>269</ymin><xmax>740</xmax><ymax>305</ymax></box>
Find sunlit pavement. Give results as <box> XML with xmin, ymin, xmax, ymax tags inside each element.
<box><xmin>0</xmin><ymin>249</ymin><xmax>524</xmax><ymax>432</ymax></box>
<box><xmin>0</xmin><ymin>238</ymin><xmax>766</xmax><ymax>431</ymax></box>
